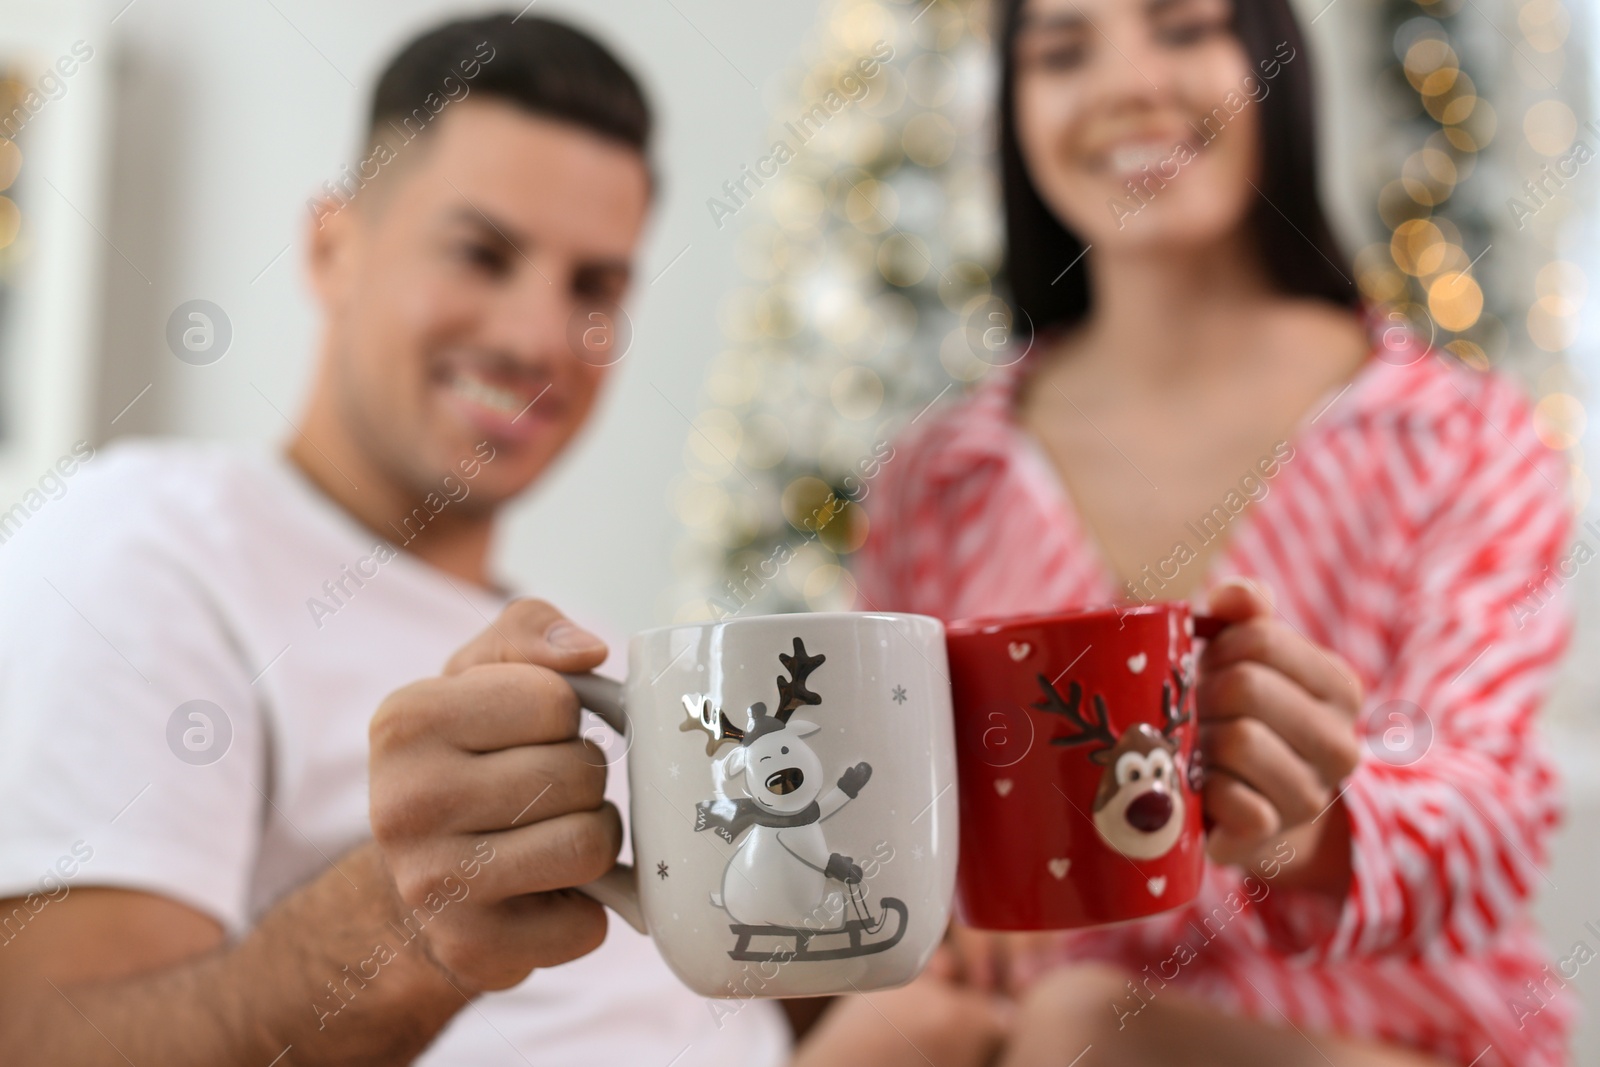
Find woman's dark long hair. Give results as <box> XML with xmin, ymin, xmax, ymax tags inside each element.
<box><xmin>997</xmin><ymin>0</ymin><xmax>1357</xmax><ymax>335</ymax></box>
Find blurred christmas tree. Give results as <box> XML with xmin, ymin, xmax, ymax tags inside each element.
<box><xmin>1359</xmin><ymin>0</ymin><xmax>1589</xmax><ymax>502</ymax></box>
<box><xmin>670</xmin><ymin>0</ymin><xmax>1002</xmax><ymax>620</ymax></box>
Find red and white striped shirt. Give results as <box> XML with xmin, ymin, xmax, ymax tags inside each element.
<box><xmin>854</xmin><ymin>324</ymin><xmax>1575</xmax><ymax>1066</ymax></box>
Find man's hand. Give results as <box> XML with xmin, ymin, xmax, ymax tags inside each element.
<box><xmin>369</xmin><ymin>598</ymin><xmax>618</xmax><ymax>993</ymax></box>
<box><xmin>1197</xmin><ymin>579</ymin><xmax>1361</xmax><ymax>886</ymax></box>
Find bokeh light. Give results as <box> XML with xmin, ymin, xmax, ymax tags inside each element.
<box><xmin>1533</xmin><ymin>392</ymin><xmax>1586</xmax><ymax>450</ymax></box>
<box><xmin>1517</xmin><ymin>0</ymin><xmax>1571</xmax><ymax>53</ymax></box>
<box><xmin>1427</xmin><ymin>272</ymin><xmax>1483</xmax><ymax>331</ymax></box>
<box><xmin>1523</xmin><ymin>98</ymin><xmax>1577</xmax><ymax>156</ymax></box>
<box><xmin>830</xmin><ymin>364</ymin><xmax>885</xmax><ymax>420</ymax></box>
<box><xmin>0</xmin><ymin>139</ymin><xmax>19</xmax><ymax>192</ymax></box>
<box><xmin>0</xmin><ymin>196</ymin><xmax>20</xmax><ymax>250</ymax></box>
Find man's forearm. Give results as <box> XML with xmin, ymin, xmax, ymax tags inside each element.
<box><xmin>0</xmin><ymin>843</ymin><xmax>469</xmax><ymax>1066</ymax></box>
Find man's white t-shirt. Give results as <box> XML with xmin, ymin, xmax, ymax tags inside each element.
<box><xmin>0</xmin><ymin>440</ymin><xmax>789</xmax><ymax>1067</ymax></box>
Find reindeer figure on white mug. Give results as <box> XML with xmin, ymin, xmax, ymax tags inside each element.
<box><xmin>686</xmin><ymin>637</ymin><xmax>872</xmax><ymax>925</ymax></box>
<box><xmin>684</xmin><ymin>637</ymin><xmax>908</xmax><ymax>961</ymax></box>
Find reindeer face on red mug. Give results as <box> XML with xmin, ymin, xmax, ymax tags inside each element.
<box><xmin>1032</xmin><ymin>667</ymin><xmax>1195</xmax><ymax>860</ymax></box>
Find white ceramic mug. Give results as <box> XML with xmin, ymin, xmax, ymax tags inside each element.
<box><xmin>563</xmin><ymin>611</ymin><xmax>957</xmax><ymax>999</ymax></box>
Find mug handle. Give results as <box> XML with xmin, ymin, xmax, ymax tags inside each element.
<box><xmin>557</xmin><ymin>672</ymin><xmax>648</xmax><ymax>936</ymax></box>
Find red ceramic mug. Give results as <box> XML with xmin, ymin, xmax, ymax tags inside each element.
<box><xmin>946</xmin><ymin>603</ymin><xmax>1220</xmax><ymax>930</ymax></box>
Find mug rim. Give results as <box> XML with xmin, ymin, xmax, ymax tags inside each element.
<box><xmin>633</xmin><ymin>609</ymin><xmax>945</xmax><ymax>642</ymax></box>
<box><xmin>946</xmin><ymin>601</ymin><xmax>1190</xmax><ymax>637</ymax></box>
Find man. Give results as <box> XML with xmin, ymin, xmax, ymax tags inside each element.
<box><xmin>0</xmin><ymin>13</ymin><xmax>1005</xmax><ymax>1066</ymax></box>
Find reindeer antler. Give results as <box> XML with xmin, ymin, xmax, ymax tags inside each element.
<box><xmin>775</xmin><ymin>637</ymin><xmax>825</xmax><ymax>721</ymax></box>
<box><xmin>1161</xmin><ymin>665</ymin><xmax>1193</xmax><ymax>738</ymax></box>
<box><xmin>680</xmin><ymin>694</ymin><xmax>746</xmax><ymax>757</ymax></box>
<box><xmin>1033</xmin><ymin>674</ymin><xmax>1119</xmax><ymax>764</ymax></box>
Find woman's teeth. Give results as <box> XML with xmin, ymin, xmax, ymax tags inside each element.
<box><xmin>1109</xmin><ymin>143</ymin><xmax>1176</xmax><ymax>175</ymax></box>
<box><xmin>451</xmin><ymin>373</ymin><xmax>525</xmax><ymax>418</ymax></box>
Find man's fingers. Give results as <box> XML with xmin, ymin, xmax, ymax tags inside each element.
<box><xmin>465</xmin><ymin>803</ymin><xmax>625</xmax><ymax>899</ymax></box>
<box><xmin>379</xmin><ymin>738</ymin><xmax>610</xmax><ymax>838</ymax></box>
<box><xmin>374</xmin><ymin>664</ymin><xmax>583</xmax><ymax>757</ymax></box>
<box><xmin>444</xmin><ymin>598</ymin><xmax>609</xmax><ymax>676</ymax></box>
<box><xmin>423</xmin><ymin>890</ymin><xmax>611</xmax><ymax>990</ymax></box>
<box><xmin>464</xmin><ymin>740</ymin><xmax>612</xmax><ymax>832</ymax></box>
<box><xmin>1200</xmin><ymin>719</ymin><xmax>1329</xmax><ymax>828</ymax></box>
<box><xmin>1201</xmin><ymin>616</ymin><xmax>1361</xmax><ymax>715</ymax></box>
<box><xmin>492</xmin><ymin>890</ymin><xmax>611</xmax><ymax>970</ymax></box>
<box><xmin>370</xmin><ymin>598</ymin><xmax>619</xmax><ymax>997</ymax></box>
<box><xmin>1197</xmin><ymin>660</ymin><xmax>1362</xmax><ymax>787</ymax></box>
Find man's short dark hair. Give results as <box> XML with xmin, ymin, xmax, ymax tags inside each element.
<box><xmin>369</xmin><ymin>13</ymin><xmax>652</xmax><ymax>155</ymax></box>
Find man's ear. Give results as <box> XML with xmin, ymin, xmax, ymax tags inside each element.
<box><xmin>303</xmin><ymin>192</ymin><xmax>364</xmax><ymax>312</ymax></box>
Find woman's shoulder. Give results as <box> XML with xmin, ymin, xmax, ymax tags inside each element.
<box><xmin>1326</xmin><ymin>328</ymin><xmax>1566</xmax><ymax>519</ymax></box>
<box><xmin>1344</xmin><ymin>335</ymin><xmax>1543</xmax><ymax>447</ymax></box>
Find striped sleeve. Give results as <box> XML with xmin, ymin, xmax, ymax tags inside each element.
<box><xmin>1264</xmin><ymin>375</ymin><xmax>1573</xmax><ymax>962</ymax></box>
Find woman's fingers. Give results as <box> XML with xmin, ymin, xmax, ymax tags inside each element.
<box><xmin>1198</xmin><ymin>578</ymin><xmax>1363</xmax><ymax>871</ymax></box>
<box><xmin>1203</xmin><ymin>770</ymin><xmax>1280</xmax><ymax>866</ymax></box>
<box><xmin>943</xmin><ymin>925</ymin><xmax>1068</xmax><ymax>997</ymax></box>
<box><xmin>1002</xmin><ymin>933</ymin><xmax>1067</xmax><ymax>995</ymax></box>
<box><xmin>924</xmin><ymin>941</ymin><xmax>961</xmax><ymax>983</ymax></box>
<box><xmin>1204</xmin><ymin>579</ymin><xmax>1361</xmax><ymax>713</ymax></box>
<box><xmin>1202</xmin><ymin>616</ymin><xmax>1361</xmax><ymax>717</ymax></box>
<box><xmin>946</xmin><ymin>923</ymin><xmax>1000</xmax><ymax>992</ymax></box>
<box><xmin>791</xmin><ymin>971</ymin><xmax>1010</xmax><ymax>1067</ymax></box>
<box><xmin>1197</xmin><ymin>660</ymin><xmax>1362</xmax><ymax>787</ymax></box>
<box><xmin>1200</xmin><ymin>718</ymin><xmax>1330</xmax><ymax>828</ymax></box>
<box><xmin>1204</xmin><ymin>576</ymin><xmax>1274</xmax><ymax>625</ymax></box>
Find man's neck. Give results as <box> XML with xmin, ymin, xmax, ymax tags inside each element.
<box><xmin>285</xmin><ymin>406</ymin><xmax>497</xmax><ymax>590</ymax></box>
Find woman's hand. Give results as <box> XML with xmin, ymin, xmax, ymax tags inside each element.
<box><xmin>1197</xmin><ymin>578</ymin><xmax>1362</xmax><ymax>883</ymax></box>
<box><xmin>941</xmin><ymin>923</ymin><xmax>1069</xmax><ymax>998</ymax></box>
<box><xmin>790</xmin><ymin>945</ymin><xmax>1011</xmax><ymax>1067</ymax></box>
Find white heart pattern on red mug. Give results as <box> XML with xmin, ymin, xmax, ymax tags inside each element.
<box><xmin>1147</xmin><ymin>876</ymin><xmax>1167</xmax><ymax>897</ymax></box>
<box><xmin>1126</xmin><ymin>652</ymin><xmax>1148</xmax><ymax>674</ymax></box>
<box><xmin>994</xmin><ymin>778</ymin><xmax>1014</xmax><ymax>796</ymax></box>
<box><xmin>1008</xmin><ymin>642</ymin><xmax>1031</xmax><ymax>661</ymax></box>
<box><xmin>1048</xmin><ymin>858</ymin><xmax>1071</xmax><ymax>880</ymax></box>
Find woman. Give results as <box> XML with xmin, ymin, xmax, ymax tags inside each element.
<box><xmin>854</xmin><ymin>0</ymin><xmax>1574</xmax><ymax>1063</ymax></box>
